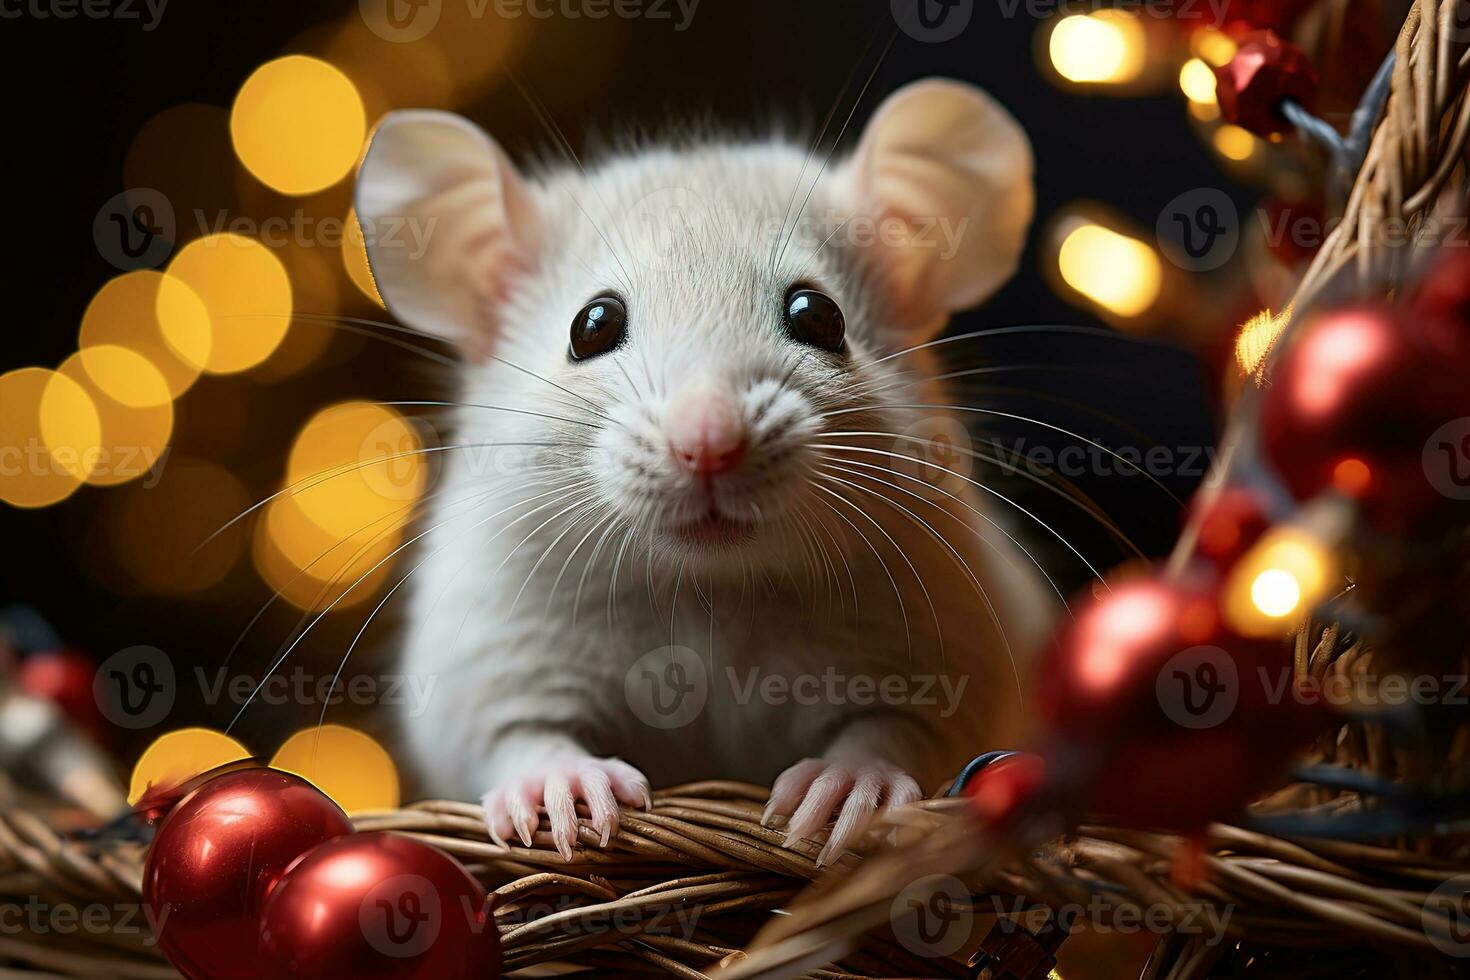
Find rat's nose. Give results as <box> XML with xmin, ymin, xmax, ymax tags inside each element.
<box><xmin>665</xmin><ymin>384</ymin><xmax>747</xmax><ymax>475</ymax></box>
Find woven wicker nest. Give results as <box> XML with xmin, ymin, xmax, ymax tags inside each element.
<box><xmin>5</xmin><ymin>3</ymin><xmax>1468</xmax><ymax>980</ymax></box>
<box><xmin>2</xmin><ymin>622</ymin><xmax>1470</xmax><ymax>980</ymax></box>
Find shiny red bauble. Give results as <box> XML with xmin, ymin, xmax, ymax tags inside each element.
<box><xmin>1035</xmin><ymin>571</ymin><xmax>1324</xmax><ymax>831</ymax></box>
<box><xmin>1214</xmin><ymin>30</ymin><xmax>1318</xmax><ymax>137</ymax></box>
<box><xmin>1260</xmin><ymin>304</ymin><xmax>1470</xmax><ymax>528</ymax></box>
<box><xmin>17</xmin><ymin>649</ymin><xmax>102</xmax><ymax>738</ymax></box>
<box><xmin>259</xmin><ymin>832</ymin><xmax>501</xmax><ymax>980</ymax></box>
<box><xmin>1414</xmin><ymin>249</ymin><xmax>1470</xmax><ymax>324</ymax></box>
<box><xmin>142</xmin><ymin>769</ymin><xmax>353</xmax><ymax>980</ymax></box>
<box><xmin>1189</xmin><ymin>487</ymin><xmax>1272</xmax><ymax>568</ymax></box>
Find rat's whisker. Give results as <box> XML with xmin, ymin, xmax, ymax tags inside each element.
<box><xmin>550</xmin><ymin>509</ymin><xmax>620</xmax><ymax>622</ymax></box>
<box><xmin>227</xmin><ymin>476</ymin><xmax>590</xmax><ymax>733</ymax></box>
<box><xmin>374</xmin><ymin>400</ymin><xmax>605</xmax><ymax>430</ymax></box>
<box><xmin>199</xmin><ymin>441</ymin><xmax>566</xmax><ymax>554</ymax></box>
<box><xmin>223</xmin><ymin>311</ymin><xmax>459</xmax><ymax>368</ymax></box>
<box><xmin>789</xmin><ymin>214</ymin><xmax>855</xmax><ymax>285</ymax></box>
<box><xmin>767</xmin><ymin>28</ymin><xmax>877</xmax><ymax>278</ymax></box>
<box><xmin>224</xmin><ymin>475</ymin><xmax>533</xmax><ymax>668</ymax></box>
<box><xmin>316</xmin><ymin>479</ymin><xmax>590</xmax><ymax>731</ymax></box>
<box><xmin>774</xmin><ymin>28</ymin><xmax>899</xmax><ymax>272</ymax></box>
<box><xmin>812</xmin><ymin>451</ymin><xmax>1070</xmax><ymax>618</ymax></box>
<box><xmin>816</xmin><ymin>463</ymin><xmax>1018</xmax><ymax>689</ymax></box>
<box><xmin>819</xmin><ymin>404</ymin><xmax>1181</xmax><ymax>505</ymax></box>
<box><xmin>817</xmin><ymin>430</ymin><xmax>1144</xmax><ymax>560</ymax></box>
<box><xmin>809</xmin><ymin>482</ymin><xmax>918</xmax><ymax>663</ymax></box>
<box><xmin>506</xmin><ymin>70</ymin><xmax>639</xmax><ymax>296</ymax></box>
<box><xmin>507</xmin><ymin>497</ymin><xmax>607</xmax><ymax>617</ymax></box>
<box><xmin>571</xmin><ymin>513</ymin><xmax>625</xmax><ymax>628</ymax></box>
<box><xmin>799</xmin><ymin>496</ymin><xmax>858</xmax><ymax>618</ymax></box>
<box><xmin>810</xmin><ymin>441</ymin><xmax>1111</xmax><ymax>584</ymax></box>
<box><xmin>868</xmin><ymin>323</ymin><xmax>1157</xmax><ymax>369</ymax></box>
<box><xmin>435</xmin><ymin>481</ymin><xmax>605</xmax><ymax>670</ymax></box>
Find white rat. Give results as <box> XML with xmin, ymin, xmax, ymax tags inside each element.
<box><xmin>356</xmin><ymin>78</ymin><xmax>1052</xmax><ymax>865</ymax></box>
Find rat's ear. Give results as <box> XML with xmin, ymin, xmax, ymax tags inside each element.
<box><xmin>837</xmin><ymin>79</ymin><xmax>1033</xmax><ymax>334</ymax></box>
<box><xmin>355</xmin><ymin>110</ymin><xmax>540</xmax><ymax>355</ymax></box>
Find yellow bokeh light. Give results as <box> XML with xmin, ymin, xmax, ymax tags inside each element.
<box><xmin>1213</xmin><ymin>124</ymin><xmax>1258</xmax><ymax>162</ymax></box>
<box><xmin>129</xmin><ymin>728</ymin><xmax>252</xmax><ymax>806</ymax></box>
<box><xmin>285</xmin><ymin>401</ymin><xmax>426</xmax><ymax>539</ymax></box>
<box><xmin>231</xmin><ymin>55</ymin><xmax>367</xmax><ymax>196</ymax></box>
<box><xmin>1179</xmin><ymin>58</ymin><xmax>1218</xmax><ymax>105</ymax></box>
<box><xmin>270</xmin><ymin>725</ymin><xmax>400</xmax><ymax>815</ymax></box>
<box><xmin>104</xmin><ymin>457</ymin><xmax>251</xmax><ymax>596</ymax></box>
<box><xmin>58</xmin><ymin>347</ymin><xmax>173</xmax><ymax>488</ymax></box>
<box><xmin>1223</xmin><ymin>528</ymin><xmax>1335</xmax><ymax>636</ymax></box>
<box><xmin>1250</xmin><ymin>569</ymin><xmax>1301</xmax><ymax>618</ymax></box>
<box><xmin>78</xmin><ymin>272</ymin><xmax>212</xmax><ymax>399</ymax></box>
<box><xmin>1191</xmin><ymin>27</ymin><xmax>1238</xmax><ymax>67</ymax></box>
<box><xmin>1188</xmin><ymin>99</ymin><xmax>1221</xmax><ymax>122</ymax></box>
<box><xmin>253</xmin><ymin>494</ymin><xmax>402</xmax><ymax>612</ymax></box>
<box><xmin>167</xmin><ymin>234</ymin><xmax>293</xmax><ymax>374</ymax></box>
<box><xmin>0</xmin><ymin>369</ymin><xmax>100</xmax><ymax>508</ymax></box>
<box><xmin>1057</xmin><ymin>223</ymin><xmax>1162</xmax><ymax>318</ymax></box>
<box><xmin>1049</xmin><ymin>10</ymin><xmax>1147</xmax><ymax>84</ymax></box>
<box><xmin>343</xmin><ymin>209</ymin><xmax>385</xmax><ymax>308</ymax></box>
<box><xmin>1236</xmin><ymin>304</ymin><xmax>1293</xmax><ymax>380</ymax></box>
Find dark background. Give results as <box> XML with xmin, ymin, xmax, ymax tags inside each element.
<box><xmin>0</xmin><ymin>0</ymin><xmax>1230</xmax><ymax>751</ymax></box>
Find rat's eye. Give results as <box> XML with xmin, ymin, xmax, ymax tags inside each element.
<box><xmin>569</xmin><ymin>295</ymin><xmax>627</xmax><ymax>361</ymax></box>
<box><xmin>783</xmin><ymin>288</ymin><xmax>845</xmax><ymax>352</ymax></box>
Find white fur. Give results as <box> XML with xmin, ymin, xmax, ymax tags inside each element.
<box><xmin>358</xmin><ymin>80</ymin><xmax>1053</xmax><ymax>861</ymax></box>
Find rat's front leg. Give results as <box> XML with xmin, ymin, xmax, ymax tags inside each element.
<box><xmin>762</xmin><ymin>714</ymin><xmax>940</xmax><ymax>866</ymax></box>
<box><xmin>477</xmin><ymin>728</ymin><xmax>652</xmax><ymax>862</ymax></box>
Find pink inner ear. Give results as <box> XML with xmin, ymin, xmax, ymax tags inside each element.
<box><xmin>357</xmin><ymin>111</ymin><xmax>545</xmax><ymax>358</ymax></box>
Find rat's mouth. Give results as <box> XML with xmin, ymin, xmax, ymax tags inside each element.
<box><xmin>670</xmin><ymin>508</ymin><xmax>758</xmax><ymax>546</ymax></box>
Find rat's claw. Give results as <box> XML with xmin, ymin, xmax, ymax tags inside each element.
<box><xmin>544</xmin><ymin>771</ymin><xmax>579</xmax><ymax>862</ymax></box>
<box><xmin>816</xmin><ymin>768</ymin><xmax>884</xmax><ymax>866</ymax></box>
<box><xmin>601</xmin><ymin>758</ymin><xmax>653</xmax><ymax>812</ymax></box>
<box><xmin>505</xmin><ymin>780</ymin><xmax>540</xmax><ymax>848</ymax></box>
<box><xmin>479</xmin><ymin>756</ymin><xmax>651</xmax><ymax>861</ymax></box>
<box><xmin>480</xmin><ymin>788</ymin><xmax>515</xmax><ymax>849</ymax></box>
<box><xmin>769</xmin><ymin>758</ymin><xmax>922</xmax><ymax>865</ymax></box>
<box><xmin>578</xmin><ymin>765</ymin><xmax>620</xmax><ymax>847</ymax></box>
<box><xmin>762</xmin><ymin>758</ymin><xmax>825</xmax><ymax>828</ymax></box>
<box><xmin>783</xmin><ymin>765</ymin><xmax>855</xmax><ymax>848</ymax></box>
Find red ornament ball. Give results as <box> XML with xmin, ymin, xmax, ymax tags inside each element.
<box><xmin>259</xmin><ymin>832</ymin><xmax>501</xmax><ymax>980</ymax></box>
<box><xmin>1261</xmin><ymin>304</ymin><xmax>1470</xmax><ymax>528</ymax></box>
<box><xmin>1414</xmin><ymin>249</ymin><xmax>1470</xmax><ymax>324</ymax></box>
<box><xmin>965</xmin><ymin>753</ymin><xmax>1047</xmax><ymax>830</ymax></box>
<box><xmin>1036</xmin><ymin>570</ymin><xmax>1324</xmax><ymax>831</ymax></box>
<box><xmin>143</xmin><ymin>769</ymin><xmax>353</xmax><ymax>980</ymax></box>
<box><xmin>1189</xmin><ymin>0</ymin><xmax>1311</xmax><ymax>33</ymax></box>
<box><xmin>16</xmin><ymin>649</ymin><xmax>102</xmax><ymax>738</ymax></box>
<box><xmin>1189</xmin><ymin>487</ymin><xmax>1272</xmax><ymax>568</ymax></box>
<box><xmin>1214</xmin><ymin>30</ymin><xmax>1318</xmax><ymax>138</ymax></box>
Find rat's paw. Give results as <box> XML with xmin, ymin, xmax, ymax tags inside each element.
<box><xmin>762</xmin><ymin>757</ymin><xmax>923</xmax><ymax>866</ymax></box>
<box><xmin>480</xmin><ymin>757</ymin><xmax>651</xmax><ymax>862</ymax></box>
